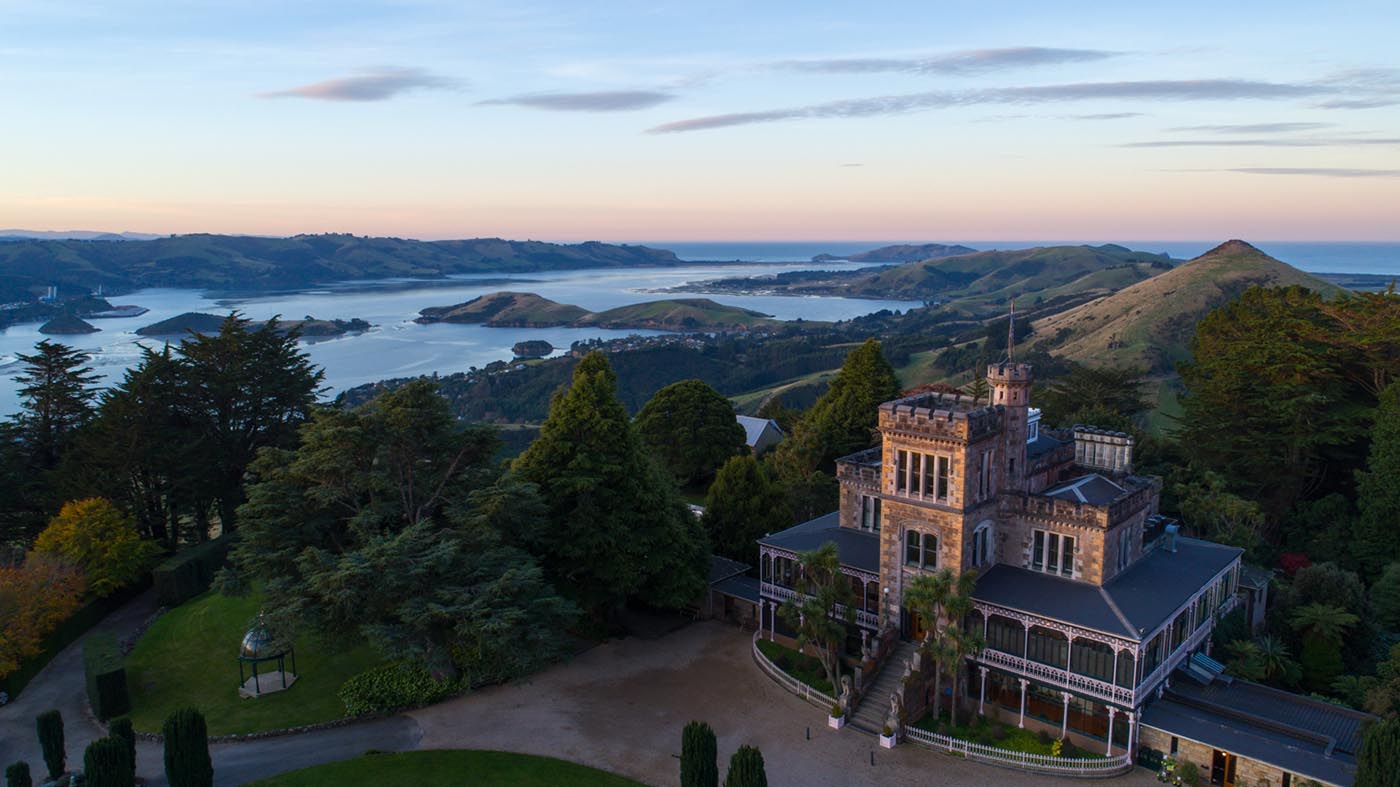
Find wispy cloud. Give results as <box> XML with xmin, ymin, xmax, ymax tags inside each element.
<box><xmin>478</xmin><ymin>90</ymin><xmax>674</xmax><ymax>111</ymax></box>
<box><xmin>771</xmin><ymin>47</ymin><xmax>1118</xmax><ymax>76</ymax></box>
<box><xmin>260</xmin><ymin>67</ymin><xmax>457</xmax><ymax>102</ymax></box>
<box><xmin>1066</xmin><ymin>112</ymin><xmax>1143</xmax><ymax>120</ymax></box>
<box><xmin>1227</xmin><ymin>167</ymin><xmax>1400</xmax><ymax>178</ymax></box>
<box><xmin>1314</xmin><ymin>68</ymin><xmax>1400</xmax><ymax>109</ymax></box>
<box><xmin>648</xmin><ymin>79</ymin><xmax>1327</xmax><ymax>134</ymax></box>
<box><xmin>1168</xmin><ymin>122</ymin><xmax>1331</xmax><ymax>133</ymax></box>
<box><xmin>1123</xmin><ymin>136</ymin><xmax>1400</xmax><ymax>148</ymax></box>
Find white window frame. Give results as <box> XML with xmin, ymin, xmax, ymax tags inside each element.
<box><xmin>1031</xmin><ymin>529</ymin><xmax>1076</xmax><ymax>578</ymax></box>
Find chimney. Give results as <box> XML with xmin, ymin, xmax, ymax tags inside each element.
<box><xmin>1164</xmin><ymin>522</ymin><xmax>1179</xmax><ymax>553</ymax></box>
<box><xmin>1073</xmin><ymin>426</ymin><xmax>1134</xmax><ymax>474</ymax></box>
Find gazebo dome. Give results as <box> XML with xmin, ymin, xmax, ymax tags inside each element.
<box><xmin>239</xmin><ymin>615</ymin><xmax>285</xmax><ymax>661</ymax></box>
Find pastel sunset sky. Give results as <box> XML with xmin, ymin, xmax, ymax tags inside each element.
<box><xmin>4</xmin><ymin>0</ymin><xmax>1398</xmax><ymax>241</ymax></box>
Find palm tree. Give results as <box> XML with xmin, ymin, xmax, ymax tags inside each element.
<box><xmin>905</xmin><ymin>567</ymin><xmax>978</xmax><ymax>721</ymax></box>
<box><xmin>1290</xmin><ymin>603</ymin><xmax>1360</xmax><ymax>646</ymax></box>
<box><xmin>944</xmin><ymin>584</ymin><xmax>984</xmax><ymax>729</ymax></box>
<box><xmin>1255</xmin><ymin>635</ymin><xmax>1300</xmax><ymax>685</ymax></box>
<box><xmin>779</xmin><ymin>542</ymin><xmax>856</xmax><ymax>695</ymax></box>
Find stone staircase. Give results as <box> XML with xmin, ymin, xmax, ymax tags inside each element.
<box><xmin>850</xmin><ymin>640</ymin><xmax>919</xmax><ymax>734</ymax></box>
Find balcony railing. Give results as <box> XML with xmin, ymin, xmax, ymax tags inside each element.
<box><xmin>976</xmin><ymin>649</ymin><xmax>1134</xmax><ymax>706</ymax></box>
<box><xmin>1136</xmin><ymin>596</ymin><xmax>1235</xmax><ymax>697</ymax></box>
<box><xmin>904</xmin><ymin>725</ymin><xmax>1134</xmax><ymax>777</ymax></box>
<box><xmin>760</xmin><ymin>582</ymin><xmax>880</xmax><ymax>630</ymax></box>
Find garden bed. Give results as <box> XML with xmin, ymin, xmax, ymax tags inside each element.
<box><xmin>755</xmin><ymin>639</ymin><xmax>841</xmax><ymax>696</ymax></box>
<box><xmin>912</xmin><ymin>712</ymin><xmax>1105</xmax><ymax>759</ymax></box>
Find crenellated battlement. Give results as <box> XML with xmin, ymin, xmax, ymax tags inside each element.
<box><xmin>878</xmin><ymin>392</ymin><xmax>1002</xmax><ymax>442</ymax></box>
<box><xmin>986</xmin><ymin>362</ymin><xmax>1033</xmax><ymax>383</ymax></box>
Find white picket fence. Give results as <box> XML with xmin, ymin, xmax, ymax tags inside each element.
<box><xmin>750</xmin><ymin>631</ymin><xmax>838</xmax><ymax>711</ymax></box>
<box><xmin>903</xmin><ymin>725</ymin><xmax>1134</xmax><ymax>777</ymax></box>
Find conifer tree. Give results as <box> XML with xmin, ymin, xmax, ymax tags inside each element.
<box><xmin>701</xmin><ymin>455</ymin><xmax>791</xmax><ymax>565</ymax></box>
<box><xmin>802</xmin><ymin>338</ymin><xmax>900</xmax><ymax>469</ymax></box>
<box><xmin>513</xmin><ymin>352</ymin><xmax>708</xmax><ymax>617</ymax></box>
<box><xmin>162</xmin><ymin>708</ymin><xmax>212</xmax><ymax>787</ymax></box>
<box><xmin>680</xmin><ymin>720</ymin><xmax>718</xmax><ymax>787</ymax></box>
<box><xmin>83</xmin><ymin>736</ymin><xmax>132</xmax><ymax>787</ymax></box>
<box><xmin>5</xmin><ymin>761</ymin><xmax>32</xmax><ymax>787</ymax></box>
<box><xmin>107</xmin><ymin>717</ymin><xmax>136</xmax><ymax>782</ymax></box>
<box><xmin>1355</xmin><ymin>381</ymin><xmax>1400</xmax><ymax>579</ymax></box>
<box><xmin>35</xmin><ymin>709</ymin><xmax>64</xmax><ymax>781</ymax></box>
<box><xmin>1357</xmin><ymin>716</ymin><xmax>1400</xmax><ymax>787</ymax></box>
<box><xmin>636</xmin><ymin>380</ymin><xmax>746</xmax><ymax>487</ymax></box>
<box><xmin>723</xmin><ymin>745</ymin><xmax>767</xmax><ymax>787</ymax></box>
<box><xmin>12</xmin><ymin>340</ymin><xmax>99</xmax><ymax>469</ymax></box>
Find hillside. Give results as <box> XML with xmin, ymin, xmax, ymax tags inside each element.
<box><xmin>0</xmin><ymin>233</ymin><xmax>682</xmax><ymax>294</ymax></box>
<box><xmin>137</xmin><ymin>312</ymin><xmax>370</xmax><ymax>338</ymax></box>
<box><xmin>1033</xmin><ymin>240</ymin><xmax>1344</xmax><ymax>372</ymax></box>
<box><xmin>38</xmin><ymin>314</ymin><xmax>99</xmax><ymax>334</ymax></box>
<box><xmin>418</xmin><ymin>292</ymin><xmax>783</xmax><ymax>332</ymax></box>
<box><xmin>576</xmin><ymin>298</ymin><xmax>780</xmax><ymax>331</ymax></box>
<box><xmin>670</xmin><ymin>244</ymin><xmax>1174</xmax><ymax>314</ymax></box>
<box><xmin>416</xmin><ymin>292</ymin><xmax>591</xmax><ymax>327</ymax></box>
<box><xmin>812</xmin><ymin>242</ymin><xmax>977</xmax><ymax>263</ymax></box>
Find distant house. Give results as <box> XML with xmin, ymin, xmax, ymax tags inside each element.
<box><xmin>736</xmin><ymin>415</ymin><xmax>784</xmax><ymax>454</ymax></box>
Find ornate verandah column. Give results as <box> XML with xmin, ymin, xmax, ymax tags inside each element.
<box><xmin>1017</xmin><ymin>678</ymin><xmax>1029</xmax><ymax>728</ymax></box>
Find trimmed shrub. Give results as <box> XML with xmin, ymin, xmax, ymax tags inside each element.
<box><xmin>680</xmin><ymin>721</ymin><xmax>718</xmax><ymax>787</ymax></box>
<box><xmin>162</xmin><ymin>708</ymin><xmax>212</xmax><ymax>787</ymax></box>
<box><xmin>107</xmin><ymin>718</ymin><xmax>136</xmax><ymax>781</ymax></box>
<box><xmin>152</xmin><ymin>535</ymin><xmax>235</xmax><ymax>608</ymax></box>
<box><xmin>4</xmin><ymin>761</ymin><xmax>32</xmax><ymax>787</ymax></box>
<box><xmin>83</xmin><ymin>634</ymin><xmax>130</xmax><ymax>721</ymax></box>
<box><xmin>337</xmin><ymin>662</ymin><xmax>460</xmax><ymax>716</ymax></box>
<box><xmin>35</xmin><ymin>709</ymin><xmax>64</xmax><ymax>780</ymax></box>
<box><xmin>83</xmin><ymin>736</ymin><xmax>133</xmax><ymax>787</ymax></box>
<box><xmin>1</xmin><ymin>579</ymin><xmax>148</xmax><ymax>701</ymax></box>
<box><xmin>723</xmin><ymin>745</ymin><xmax>767</xmax><ymax>787</ymax></box>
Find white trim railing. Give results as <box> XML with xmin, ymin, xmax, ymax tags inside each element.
<box><xmin>760</xmin><ymin>583</ymin><xmax>881</xmax><ymax>630</ymax></box>
<box><xmin>978</xmin><ymin>649</ymin><xmax>1134</xmax><ymax>706</ymax></box>
<box><xmin>1136</xmin><ymin>599</ymin><xmax>1227</xmax><ymax>698</ymax></box>
<box><xmin>751</xmin><ymin>631</ymin><xmax>838</xmax><ymax>711</ymax></box>
<box><xmin>904</xmin><ymin>725</ymin><xmax>1134</xmax><ymax>777</ymax></box>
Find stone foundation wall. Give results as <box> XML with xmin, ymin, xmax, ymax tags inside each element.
<box><xmin>1137</xmin><ymin>725</ymin><xmax>1333</xmax><ymax>787</ymax></box>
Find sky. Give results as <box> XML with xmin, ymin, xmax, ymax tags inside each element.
<box><xmin>3</xmin><ymin>0</ymin><xmax>1399</xmax><ymax>242</ymax></box>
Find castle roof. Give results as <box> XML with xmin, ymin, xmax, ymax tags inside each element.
<box><xmin>972</xmin><ymin>537</ymin><xmax>1243</xmax><ymax>641</ymax></box>
<box><xmin>758</xmin><ymin>512</ymin><xmax>880</xmax><ymax>573</ymax></box>
<box><xmin>1042</xmin><ymin>473</ymin><xmax>1127</xmax><ymax>505</ymax></box>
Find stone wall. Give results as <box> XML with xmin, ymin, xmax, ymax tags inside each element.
<box><xmin>1137</xmin><ymin>725</ymin><xmax>1333</xmax><ymax>787</ymax></box>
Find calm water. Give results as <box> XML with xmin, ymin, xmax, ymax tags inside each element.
<box><xmin>3</xmin><ymin>240</ymin><xmax>1396</xmax><ymax>417</ymax></box>
<box><xmin>0</xmin><ymin>259</ymin><xmax>914</xmax><ymax>417</ymax></box>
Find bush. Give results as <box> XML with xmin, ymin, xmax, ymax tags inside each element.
<box><xmin>1176</xmin><ymin>760</ymin><xmax>1201</xmax><ymax>786</ymax></box>
<box><xmin>35</xmin><ymin>709</ymin><xmax>64</xmax><ymax>780</ymax></box>
<box><xmin>34</xmin><ymin>499</ymin><xmax>160</xmax><ymax>597</ymax></box>
<box><xmin>680</xmin><ymin>720</ymin><xmax>718</xmax><ymax>787</ymax></box>
<box><xmin>723</xmin><ymin>745</ymin><xmax>767</xmax><ymax>787</ymax></box>
<box><xmin>4</xmin><ymin>761</ymin><xmax>31</xmax><ymax>787</ymax></box>
<box><xmin>881</xmin><ymin>724</ymin><xmax>893</xmax><ymax>737</ymax></box>
<box><xmin>1036</xmin><ymin>729</ymin><xmax>1051</xmax><ymax>745</ymax></box>
<box><xmin>337</xmin><ymin>662</ymin><xmax>460</xmax><ymax>716</ymax></box>
<box><xmin>162</xmin><ymin>708</ymin><xmax>212</xmax><ymax>787</ymax></box>
<box><xmin>829</xmin><ymin>703</ymin><xmax>843</xmax><ymax>718</ymax></box>
<box><xmin>83</xmin><ymin>634</ymin><xmax>130</xmax><ymax>721</ymax></box>
<box><xmin>152</xmin><ymin>535</ymin><xmax>236</xmax><ymax>608</ymax></box>
<box><xmin>107</xmin><ymin>718</ymin><xmax>136</xmax><ymax>782</ymax></box>
<box><xmin>0</xmin><ymin>579</ymin><xmax>147</xmax><ymax>701</ymax></box>
<box><xmin>990</xmin><ymin>724</ymin><xmax>1007</xmax><ymax>741</ymax></box>
<box><xmin>83</xmin><ymin>736</ymin><xmax>133</xmax><ymax>787</ymax></box>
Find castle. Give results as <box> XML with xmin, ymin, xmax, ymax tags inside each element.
<box><xmin>753</xmin><ymin>362</ymin><xmax>1365</xmax><ymax>786</ymax></box>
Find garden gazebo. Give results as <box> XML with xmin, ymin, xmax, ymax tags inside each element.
<box><xmin>237</xmin><ymin>613</ymin><xmax>298</xmax><ymax>698</ymax></box>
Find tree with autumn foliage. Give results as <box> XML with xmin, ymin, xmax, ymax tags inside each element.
<box><xmin>0</xmin><ymin>555</ymin><xmax>85</xmax><ymax>678</ymax></box>
<box><xmin>34</xmin><ymin>498</ymin><xmax>160</xmax><ymax>597</ymax></box>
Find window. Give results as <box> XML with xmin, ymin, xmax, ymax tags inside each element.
<box><xmin>896</xmin><ymin>450</ymin><xmax>909</xmax><ymax>493</ymax></box>
<box><xmin>986</xmin><ymin>615</ymin><xmax>1024</xmax><ymax>656</ymax></box>
<box><xmin>1070</xmin><ymin>639</ymin><xmax>1115</xmax><ymax>682</ymax></box>
<box><xmin>893</xmin><ymin>450</ymin><xmax>952</xmax><ymax>502</ymax></box>
<box><xmin>972</xmin><ymin>524</ymin><xmax>992</xmax><ymax>567</ymax></box>
<box><xmin>920</xmin><ymin>453</ymin><xmax>934</xmax><ymax>497</ymax></box>
<box><xmin>1031</xmin><ymin>530</ymin><xmax>1075</xmax><ymax>577</ymax></box>
<box><xmin>978</xmin><ymin>451</ymin><xmax>992</xmax><ymax>499</ymax></box>
<box><xmin>860</xmin><ymin>495</ymin><xmax>881</xmax><ymax>531</ymax></box>
<box><xmin>936</xmin><ymin>456</ymin><xmax>950</xmax><ymax>499</ymax></box>
<box><xmin>905</xmin><ymin>530</ymin><xmax>936</xmax><ymax>569</ymax></box>
<box><xmin>1117</xmin><ymin>526</ymin><xmax>1132</xmax><ymax>571</ymax></box>
<box><xmin>1027</xmin><ymin>626</ymin><xmax>1068</xmax><ymax>669</ymax></box>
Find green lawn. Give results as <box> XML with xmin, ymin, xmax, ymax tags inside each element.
<box><xmin>913</xmin><ymin>712</ymin><xmax>1104</xmax><ymax>758</ymax></box>
<box><xmin>246</xmin><ymin>750</ymin><xmax>645</xmax><ymax>787</ymax></box>
<box><xmin>125</xmin><ymin>590</ymin><xmax>386</xmax><ymax>735</ymax></box>
<box><xmin>756</xmin><ymin>638</ymin><xmax>841</xmax><ymax>696</ymax></box>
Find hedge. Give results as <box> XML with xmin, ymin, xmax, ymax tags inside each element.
<box><xmin>83</xmin><ymin>634</ymin><xmax>131</xmax><ymax>721</ymax></box>
<box><xmin>0</xmin><ymin>577</ymin><xmax>150</xmax><ymax>701</ymax></box>
<box><xmin>338</xmin><ymin>661</ymin><xmax>461</xmax><ymax>716</ymax></box>
<box><xmin>152</xmin><ymin>535</ymin><xmax>235</xmax><ymax>608</ymax></box>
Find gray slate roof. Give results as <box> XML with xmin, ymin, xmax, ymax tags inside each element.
<box><xmin>713</xmin><ymin>574</ymin><xmax>761</xmax><ymax>603</ymax></box>
<box><xmin>972</xmin><ymin>537</ymin><xmax>1243</xmax><ymax>640</ymax></box>
<box><xmin>1141</xmin><ymin>679</ymin><xmax>1370</xmax><ymax>786</ymax></box>
<box><xmin>708</xmin><ymin>554</ymin><xmax>751</xmax><ymax>584</ymax></box>
<box><xmin>1043</xmin><ymin>473</ymin><xmax>1127</xmax><ymax>505</ymax></box>
<box><xmin>758</xmin><ymin>512</ymin><xmax>880</xmax><ymax>573</ymax></box>
<box><xmin>1026</xmin><ymin>433</ymin><xmax>1064</xmax><ymax>460</ymax></box>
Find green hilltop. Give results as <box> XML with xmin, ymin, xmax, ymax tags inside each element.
<box><xmin>417</xmin><ymin>292</ymin><xmax>783</xmax><ymax>332</ymax></box>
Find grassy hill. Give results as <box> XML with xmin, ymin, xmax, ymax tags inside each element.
<box><xmin>416</xmin><ymin>291</ymin><xmax>591</xmax><ymax>327</ymax></box>
<box><xmin>0</xmin><ymin>233</ymin><xmax>682</xmax><ymax>294</ymax></box>
<box><xmin>418</xmin><ymin>292</ymin><xmax>785</xmax><ymax>332</ymax></box>
<box><xmin>137</xmin><ymin>312</ymin><xmax>370</xmax><ymax>338</ymax></box>
<box><xmin>1033</xmin><ymin>240</ymin><xmax>1344</xmax><ymax>372</ymax></box>
<box><xmin>812</xmin><ymin>242</ymin><xmax>977</xmax><ymax>263</ymax></box>
<box><xmin>577</xmin><ymin>298</ymin><xmax>781</xmax><ymax>331</ymax></box>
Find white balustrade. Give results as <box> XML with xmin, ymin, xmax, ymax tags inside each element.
<box><xmin>977</xmin><ymin>649</ymin><xmax>1133</xmax><ymax>706</ymax></box>
<box><xmin>750</xmin><ymin>631</ymin><xmax>837</xmax><ymax>711</ymax></box>
<box><xmin>904</xmin><ymin>725</ymin><xmax>1134</xmax><ymax>776</ymax></box>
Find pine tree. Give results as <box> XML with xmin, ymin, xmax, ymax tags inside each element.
<box><xmin>4</xmin><ymin>761</ymin><xmax>32</xmax><ymax>787</ymax></box>
<box><xmin>513</xmin><ymin>352</ymin><xmax>707</xmax><ymax>616</ymax></box>
<box><xmin>680</xmin><ymin>721</ymin><xmax>718</xmax><ymax>787</ymax></box>
<box><xmin>802</xmin><ymin>338</ymin><xmax>900</xmax><ymax>469</ymax></box>
<box><xmin>12</xmin><ymin>340</ymin><xmax>99</xmax><ymax>469</ymax></box>
<box><xmin>35</xmin><ymin>709</ymin><xmax>64</xmax><ymax>780</ymax></box>
<box><xmin>162</xmin><ymin>708</ymin><xmax>212</xmax><ymax>787</ymax></box>
<box><xmin>1357</xmin><ymin>716</ymin><xmax>1400</xmax><ymax>787</ymax></box>
<box><xmin>107</xmin><ymin>717</ymin><xmax>136</xmax><ymax>782</ymax></box>
<box><xmin>83</xmin><ymin>736</ymin><xmax>133</xmax><ymax>787</ymax></box>
<box><xmin>636</xmin><ymin>380</ymin><xmax>746</xmax><ymax>487</ymax></box>
<box><xmin>723</xmin><ymin>745</ymin><xmax>767</xmax><ymax>787</ymax></box>
<box><xmin>701</xmin><ymin>455</ymin><xmax>792</xmax><ymax>566</ymax></box>
<box><xmin>1355</xmin><ymin>381</ymin><xmax>1400</xmax><ymax>579</ymax></box>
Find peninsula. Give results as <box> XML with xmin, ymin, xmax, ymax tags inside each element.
<box><xmin>416</xmin><ymin>291</ymin><xmax>784</xmax><ymax>332</ymax></box>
